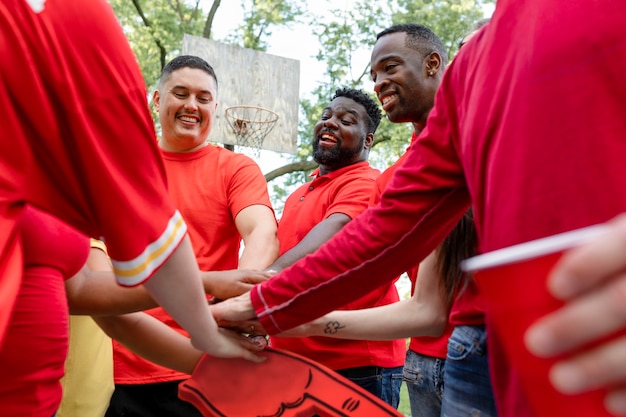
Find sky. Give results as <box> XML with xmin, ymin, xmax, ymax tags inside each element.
<box><xmin>209</xmin><ymin>1</ymin><xmax>495</xmax><ymax>106</ymax></box>
<box><xmin>210</xmin><ymin>1</ymin><xmax>355</xmax><ymax>99</ymax></box>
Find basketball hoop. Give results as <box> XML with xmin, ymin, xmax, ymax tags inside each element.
<box><xmin>224</xmin><ymin>105</ymin><xmax>279</xmax><ymax>158</ymax></box>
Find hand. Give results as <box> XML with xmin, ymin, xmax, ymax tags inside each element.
<box><xmin>202</xmin><ymin>269</ymin><xmax>272</xmax><ymax>300</ymax></box>
<box><xmin>211</xmin><ymin>291</ymin><xmax>257</xmax><ymax>326</ymax></box>
<box><xmin>190</xmin><ymin>327</ymin><xmax>266</xmax><ymax>363</ymax></box>
<box><xmin>217</xmin><ymin>317</ymin><xmax>268</xmax><ymax>336</ymax></box>
<box><xmin>525</xmin><ymin>214</ymin><xmax>626</xmax><ymax>414</ymax></box>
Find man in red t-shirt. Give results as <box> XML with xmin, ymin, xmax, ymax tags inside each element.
<box><xmin>106</xmin><ymin>55</ymin><xmax>279</xmax><ymax>417</ymax></box>
<box><xmin>214</xmin><ymin>1</ymin><xmax>626</xmax><ymax>416</ymax></box>
<box><xmin>371</xmin><ymin>24</ymin><xmax>495</xmax><ymax>417</ymax></box>
<box><xmin>267</xmin><ymin>87</ymin><xmax>406</xmax><ymax>407</ymax></box>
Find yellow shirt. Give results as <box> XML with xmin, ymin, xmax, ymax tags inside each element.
<box><xmin>57</xmin><ymin>240</ymin><xmax>114</xmax><ymax>417</ymax></box>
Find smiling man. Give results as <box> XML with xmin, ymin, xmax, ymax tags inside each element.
<box><xmin>266</xmin><ymin>88</ymin><xmax>405</xmax><ymax>408</ymax></box>
<box><xmin>106</xmin><ymin>55</ymin><xmax>279</xmax><ymax>417</ymax></box>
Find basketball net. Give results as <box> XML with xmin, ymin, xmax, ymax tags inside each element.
<box><xmin>224</xmin><ymin>105</ymin><xmax>279</xmax><ymax>158</ymax></box>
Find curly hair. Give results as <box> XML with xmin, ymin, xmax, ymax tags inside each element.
<box><xmin>332</xmin><ymin>87</ymin><xmax>382</xmax><ymax>134</ymax></box>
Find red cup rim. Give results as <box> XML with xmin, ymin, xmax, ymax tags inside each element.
<box><xmin>461</xmin><ymin>224</ymin><xmax>608</xmax><ymax>272</ymax></box>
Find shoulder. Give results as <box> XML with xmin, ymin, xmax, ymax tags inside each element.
<box><xmin>342</xmin><ymin>162</ymin><xmax>380</xmax><ymax>181</ymax></box>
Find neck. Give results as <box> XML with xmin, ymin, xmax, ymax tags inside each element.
<box><xmin>318</xmin><ymin>158</ymin><xmax>365</xmax><ymax>176</ymax></box>
<box><xmin>159</xmin><ymin>137</ymin><xmax>208</xmax><ymax>153</ymax></box>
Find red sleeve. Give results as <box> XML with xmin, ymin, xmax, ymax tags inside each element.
<box><xmin>252</xmin><ymin>82</ymin><xmax>472</xmax><ymax>333</ymax></box>
<box><xmin>2</xmin><ymin>0</ymin><xmax>184</xmax><ymax>286</ymax></box>
<box><xmin>227</xmin><ymin>154</ymin><xmax>275</xmax><ymax>218</ymax></box>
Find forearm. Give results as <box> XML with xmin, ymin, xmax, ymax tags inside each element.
<box><xmin>67</xmin><ymin>270</ymin><xmax>158</xmax><ymax>315</ymax></box>
<box><xmin>94</xmin><ymin>313</ymin><xmax>202</xmax><ymax>374</ymax></box>
<box><xmin>284</xmin><ymin>299</ymin><xmax>446</xmax><ymax>340</ymax></box>
<box><xmin>143</xmin><ymin>236</ymin><xmax>220</xmax><ymax>353</ymax></box>
<box><xmin>268</xmin><ymin>214</ymin><xmax>349</xmax><ymax>272</ymax></box>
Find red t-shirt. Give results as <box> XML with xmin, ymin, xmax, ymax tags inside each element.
<box><xmin>1</xmin><ymin>0</ymin><xmax>185</xmax><ymax>341</ymax></box>
<box><xmin>0</xmin><ymin>206</ymin><xmax>89</xmax><ymax>417</ymax></box>
<box><xmin>251</xmin><ymin>1</ymin><xmax>626</xmax><ymax>416</ymax></box>
<box><xmin>113</xmin><ymin>144</ymin><xmax>274</xmax><ymax>384</ymax></box>
<box><xmin>270</xmin><ymin>162</ymin><xmax>405</xmax><ymax>370</ymax></box>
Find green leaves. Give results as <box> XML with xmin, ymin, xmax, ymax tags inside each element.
<box><xmin>109</xmin><ymin>0</ymin><xmax>493</xmax><ymax>196</ymax></box>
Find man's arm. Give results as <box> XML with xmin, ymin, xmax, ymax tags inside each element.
<box><xmin>268</xmin><ymin>213</ymin><xmax>351</xmax><ymax>272</ymax></box>
<box><xmin>235</xmin><ymin>205</ymin><xmax>279</xmax><ymax>270</ymax></box>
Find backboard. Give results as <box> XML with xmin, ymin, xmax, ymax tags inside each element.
<box><xmin>182</xmin><ymin>34</ymin><xmax>299</xmax><ymax>154</ymax></box>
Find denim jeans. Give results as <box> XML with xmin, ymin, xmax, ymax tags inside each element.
<box><xmin>402</xmin><ymin>349</ymin><xmax>445</xmax><ymax>417</ymax></box>
<box><xmin>441</xmin><ymin>325</ymin><xmax>498</xmax><ymax>417</ymax></box>
<box><xmin>336</xmin><ymin>365</ymin><xmax>404</xmax><ymax>409</ymax></box>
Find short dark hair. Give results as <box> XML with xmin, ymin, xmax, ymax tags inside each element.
<box><xmin>332</xmin><ymin>88</ymin><xmax>382</xmax><ymax>134</ymax></box>
<box><xmin>159</xmin><ymin>55</ymin><xmax>218</xmax><ymax>90</ymax></box>
<box><xmin>377</xmin><ymin>23</ymin><xmax>448</xmax><ymax>67</ymax></box>
<box><xmin>459</xmin><ymin>18</ymin><xmax>491</xmax><ymax>49</ymax></box>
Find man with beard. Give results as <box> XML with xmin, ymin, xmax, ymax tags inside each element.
<box><xmin>266</xmin><ymin>88</ymin><xmax>405</xmax><ymax>407</ymax></box>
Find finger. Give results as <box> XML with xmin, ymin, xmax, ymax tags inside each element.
<box><xmin>549</xmin><ymin>217</ymin><xmax>626</xmax><ymax>299</ymax></box>
<box><xmin>243</xmin><ymin>276</ymin><xmax>270</xmax><ymax>284</ymax></box>
<box><xmin>547</xmin><ymin>335</ymin><xmax>626</xmax><ymax>395</ymax></box>
<box><xmin>606</xmin><ymin>387</ymin><xmax>626</xmax><ymax>415</ymax></box>
<box><xmin>239</xmin><ymin>349</ymin><xmax>267</xmax><ymax>363</ymax></box>
<box><xmin>526</xmin><ymin>273</ymin><xmax>626</xmax><ymax>357</ymax></box>
<box><xmin>247</xmin><ymin>334</ymin><xmax>269</xmax><ymax>349</ymax></box>
<box><xmin>210</xmin><ymin>292</ymin><xmax>255</xmax><ymax>322</ymax></box>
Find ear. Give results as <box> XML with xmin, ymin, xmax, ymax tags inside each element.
<box><xmin>364</xmin><ymin>132</ymin><xmax>375</xmax><ymax>150</ymax></box>
<box><xmin>152</xmin><ymin>90</ymin><xmax>161</xmax><ymax>111</ymax></box>
<box><xmin>425</xmin><ymin>51</ymin><xmax>443</xmax><ymax>77</ymax></box>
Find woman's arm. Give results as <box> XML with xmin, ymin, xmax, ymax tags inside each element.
<box><xmin>279</xmin><ymin>251</ymin><xmax>448</xmax><ymax>340</ymax></box>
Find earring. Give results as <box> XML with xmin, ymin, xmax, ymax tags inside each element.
<box><xmin>429</xmin><ymin>71</ymin><xmax>435</xmax><ymax>76</ymax></box>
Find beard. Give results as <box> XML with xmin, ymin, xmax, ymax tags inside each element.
<box><xmin>313</xmin><ymin>136</ymin><xmax>364</xmax><ymax>167</ymax></box>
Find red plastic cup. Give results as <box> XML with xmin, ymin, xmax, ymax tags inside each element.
<box><xmin>461</xmin><ymin>225</ymin><xmax>616</xmax><ymax>417</ymax></box>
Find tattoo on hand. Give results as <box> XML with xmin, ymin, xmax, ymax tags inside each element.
<box><xmin>324</xmin><ymin>321</ymin><xmax>345</xmax><ymax>334</ymax></box>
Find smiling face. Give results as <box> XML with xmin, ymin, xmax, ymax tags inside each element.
<box><xmin>312</xmin><ymin>96</ymin><xmax>373</xmax><ymax>174</ymax></box>
<box><xmin>370</xmin><ymin>31</ymin><xmax>439</xmax><ymax>128</ymax></box>
<box><xmin>153</xmin><ymin>67</ymin><xmax>218</xmax><ymax>152</ymax></box>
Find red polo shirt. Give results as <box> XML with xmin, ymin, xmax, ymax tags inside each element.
<box><xmin>271</xmin><ymin>161</ymin><xmax>406</xmax><ymax>370</ymax></box>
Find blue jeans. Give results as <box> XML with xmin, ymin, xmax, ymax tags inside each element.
<box><xmin>335</xmin><ymin>366</ymin><xmax>404</xmax><ymax>409</ymax></box>
<box><xmin>402</xmin><ymin>349</ymin><xmax>445</xmax><ymax>417</ymax></box>
<box><xmin>441</xmin><ymin>325</ymin><xmax>498</xmax><ymax>417</ymax></box>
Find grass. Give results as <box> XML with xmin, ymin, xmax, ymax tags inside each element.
<box><xmin>398</xmin><ymin>381</ymin><xmax>411</xmax><ymax>416</ymax></box>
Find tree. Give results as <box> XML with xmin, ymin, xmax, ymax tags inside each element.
<box><xmin>284</xmin><ymin>0</ymin><xmax>493</xmax><ymax>178</ymax></box>
<box><xmin>110</xmin><ymin>0</ymin><xmax>304</xmax><ymax>90</ymax></box>
<box><xmin>109</xmin><ymin>0</ymin><xmax>493</xmax><ymax>210</ymax></box>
